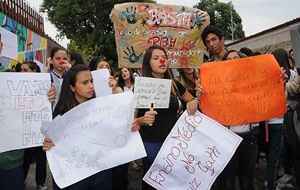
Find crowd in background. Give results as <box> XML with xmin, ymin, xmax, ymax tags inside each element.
<box><xmin>0</xmin><ymin>23</ymin><xmax>300</xmax><ymax>190</ymax></box>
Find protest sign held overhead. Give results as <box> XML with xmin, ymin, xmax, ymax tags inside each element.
<box><xmin>199</xmin><ymin>54</ymin><xmax>287</xmax><ymax>125</ymax></box>
<box><xmin>110</xmin><ymin>3</ymin><xmax>210</xmax><ymax>68</ymax></box>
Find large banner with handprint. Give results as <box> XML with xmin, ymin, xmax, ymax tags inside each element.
<box><xmin>110</xmin><ymin>3</ymin><xmax>210</xmax><ymax>68</ymax></box>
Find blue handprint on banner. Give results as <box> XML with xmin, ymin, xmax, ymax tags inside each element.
<box><xmin>191</xmin><ymin>11</ymin><xmax>207</xmax><ymax>29</ymax></box>
<box><xmin>123</xmin><ymin>46</ymin><xmax>142</xmax><ymax>63</ymax></box>
<box><xmin>120</xmin><ymin>6</ymin><xmax>137</xmax><ymax>24</ymax></box>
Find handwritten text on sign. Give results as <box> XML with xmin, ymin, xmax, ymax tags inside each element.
<box><xmin>0</xmin><ymin>73</ymin><xmax>51</xmax><ymax>153</ymax></box>
<box><xmin>110</xmin><ymin>3</ymin><xmax>210</xmax><ymax>68</ymax></box>
<box><xmin>134</xmin><ymin>77</ymin><xmax>172</xmax><ymax>108</ymax></box>
<box><xmin>42</xmin><ymin>92</ymin><xmax>147</xmax><ymax>188</ymax></box>
<box><xmin>143</xmin><ymin>111</ymin><xmax>242</xmax><ymax>190</ymax></box>
<box><xmin>199</xmin><ymin>54</ymin><xmax>287</xmax><ymax>125</ymax></box>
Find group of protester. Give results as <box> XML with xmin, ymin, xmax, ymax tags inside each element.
<box><xmin>0</xmin><ymin>23</ymin><xmax>300</xmax><ymax>190</ymax></box>
<box><xmin>201</xmin><ymin>26</ymin><xmax>300</xmax><ymax>190</ymax></box>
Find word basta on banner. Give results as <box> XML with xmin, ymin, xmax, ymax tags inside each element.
<box><xmin>199</xmin><ymin>54</ymin><xmax>287</xmax><ymax>126</ymax></box>
<box><xmin>110</xmin><ymin>3</ymin><xmax>210</xmax><ymax>68</ymax></box>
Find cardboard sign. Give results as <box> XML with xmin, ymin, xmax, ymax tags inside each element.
<box><xmin>199</xmin><ymin>54</ymin><xmax>287</xmax><ymax>125</ymax></box>
<box><xmin>0</xmin><ymin>73</ymin><xmax>52</xmax><ymax>153</ymax></box>
<box><xmin>110</xmin><ymin>3</ymin><xmax>209</xmax><ymax>68</ymax></box>
<box><xmin>143</xmin><ymin>111</ymin><xmax>242</xmax><ymax>190</ymax></box>
<box><xmin>91</xmin><ymin>69</ymin><xmax>112</xmax><ymax>97</ymax></box>
<box><xmin>134</xmin><ymin>77</ymin><xmax>172</xmax><ymax>108</ymax></box>
<box><xmin>42</xmin><ymin>92</ymin><xmax>146</xmax><ymax>188</ymax></box>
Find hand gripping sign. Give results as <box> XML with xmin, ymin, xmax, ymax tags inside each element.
<box><xmin>143</xmin><ymin>111</ymin><xmax>242</xmax><ymax>190</ymax></box>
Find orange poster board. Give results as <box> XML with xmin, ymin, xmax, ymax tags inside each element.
<box><xmin>199</xmin><ymin>54</ymin><xmax>287</xmax><ymax>126</ymax></box>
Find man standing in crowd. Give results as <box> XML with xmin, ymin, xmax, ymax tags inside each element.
<box><xmin>201</xmin><ymin>25</ymin><xmax>258</xmax><ymax>190</ymax></box>
<box><xmin>201</xmin><ymin>25</ymin><xmax>227</xmax><ymax>61</ymax></box>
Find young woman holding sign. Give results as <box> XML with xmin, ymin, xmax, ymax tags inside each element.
<box><xmin>44</xmin><ymin>64</ymin><xmax>113</xmax><ymax>190</ymax></box>
<box><xmin>117</xmin><ymin>67</ymin><xmax>135</xmax><ymax>92</ymax></box>
<box><xmin>0</xmin><ymin>61</ymin><xmax>45</xmax><ymax>190</ymax></box>
<box><xmin>131</xmin><ymin>45</ymin><xmax>198</xmax><ymax>190</ymax></box>
<box><xmin>89</xmin><ymin>56</ymin><xmax>122</xmax><ymax>94</ymax></box>
<box><xmin>90</xmin><ymin>59</ymin><xmax>130</xmax><ymax>190</ymax></box>
<box><xmin>19</xmin><ymin>61</ymin><xmax>48</xmax><ymax>190</ymax></box>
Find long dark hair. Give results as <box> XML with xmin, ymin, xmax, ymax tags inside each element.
<box><xmin>142</xmin><ymin>45</ymin><xmax>171</xmax><ymax>79</ymax></box>
<box><xmin>15</xmin><ymin>61</ymin><xmax>41</xmax><ymax>72</ymax></box>
<box><xmin>53</xmin><ymin>64</ymin><xmax>93</xmax><ymax>118</ymax></box>
<box><xmin>178</xmin><ymin>69</ymin><xmax>197</xmax><ymax>88</ymax></box>
<box><xmin>117</xmin><ymin>67</ymin><xmax>134</xmax><ymax>90</ymax></box>
<box><xmin>23</xmin><ymin>61</ymin><xmax>41</xmax><ymax>72</ymax></box>
<box><xmin>89</xmin><ymin>56</ymin><xmax>111</xmax><ymax>71</ymax></box>
<box><xmin>142</xmin><ymin>45</ymin><xmax>181</xmax><ymax>96</ymax></box>
<box><xmin>70</xmin><ymin>52</ymin><xmax>85</xmax><ymax>65</ymax></box>
<box><xmin>222</xmin><ymin>49</ymin><xmax>245</xmax><ymax>60</ymax></box>
<box><xmin>50</xmin><ymin>47</ymin><xmax>67</xmax><ymax>59</ymax></box>
<box><xmin>272</xmin><ymin>48</ymin><xmax>291</xmax><ymax>79</ymax></box>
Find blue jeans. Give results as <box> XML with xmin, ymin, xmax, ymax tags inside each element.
<box><xmin>0</xmin><ymin>166</ymin><xmax>24</xmax><ymax>190</ymax></box>
<box><xmin>53</xmin><ymin>169</ymin><xmax>112</xmax><ymax>190</ymax></box>
<box><xmin>142</xmin><ymin>142</ymin><xmax>163</xmax><ymax>190</ymax></box>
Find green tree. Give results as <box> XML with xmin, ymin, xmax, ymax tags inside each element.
<box><xmin>41</xmin><ymin>0</ymin><xmax>155</xmax><ymax>68</ymax></box>
<box><xmin>195</xmin><ymin>0</ymin><xmax>245</xmax><ymax>40</ymax></box>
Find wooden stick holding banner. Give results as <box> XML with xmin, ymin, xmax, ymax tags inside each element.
<box><xmin>149</xmin><ymin>103</ymin><xmax>154</xmax><ymax>127</ymax></box>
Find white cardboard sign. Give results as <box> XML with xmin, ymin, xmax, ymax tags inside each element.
<box><xmin>0</xmin><ymin>72</ymin><xmax>52</xmax><ymax>153</ymax></box>
<box><xmin>134</xmin><ymin>77</ymin><xmax>172</xmax><ymax>108</ymax></box>
<box><xmin>143</xmin><ymin>111</ymin><xmax>242</xmax><ymax>190</ymax></box>
<box><xmin>42</xmin><ymin>92</ymin><xmax>147</xmax><ymax>188</ymax></box>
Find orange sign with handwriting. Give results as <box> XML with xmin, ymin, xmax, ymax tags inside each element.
<box><xmin>199</xmin><ymin>54</ymin><xmax>287</xmax><ymax>126</ymax></box>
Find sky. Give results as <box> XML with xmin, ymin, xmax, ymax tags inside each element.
<box><xmin>27</xmin><ymin>0</ymin><xmax>300</xmax><ymax>48</ymax></box>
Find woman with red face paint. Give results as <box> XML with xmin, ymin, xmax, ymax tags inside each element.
<box><xmin>131</xmin><ymin>45</ymin><xmax>198</xmax><ymax>190</ymax></box>
<box><xmin>49</xmin><ymin>47</ymin><xmax>71</xmax><ymax>109</ymax></box>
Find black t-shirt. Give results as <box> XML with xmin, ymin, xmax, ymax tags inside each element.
<box><xmin>137</xmin><ymin>80</ymin><xmax>186</xmax><ymax>142</ymax></box>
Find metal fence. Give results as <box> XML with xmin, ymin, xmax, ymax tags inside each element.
<box><xmin>0</xmin><ymin>0</ymin><xmax>44</xmax><ymax>35</ymax></box>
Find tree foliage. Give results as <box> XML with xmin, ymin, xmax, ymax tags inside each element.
<box><xmin>41</xmin><ymin>0</ymin><xmax>155</xmax><ymax>66</ymax></box>
<box><xmin>195</xmin><ymin>0</ymin><xmax>245</xmax><ymax>40</ymax></box>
